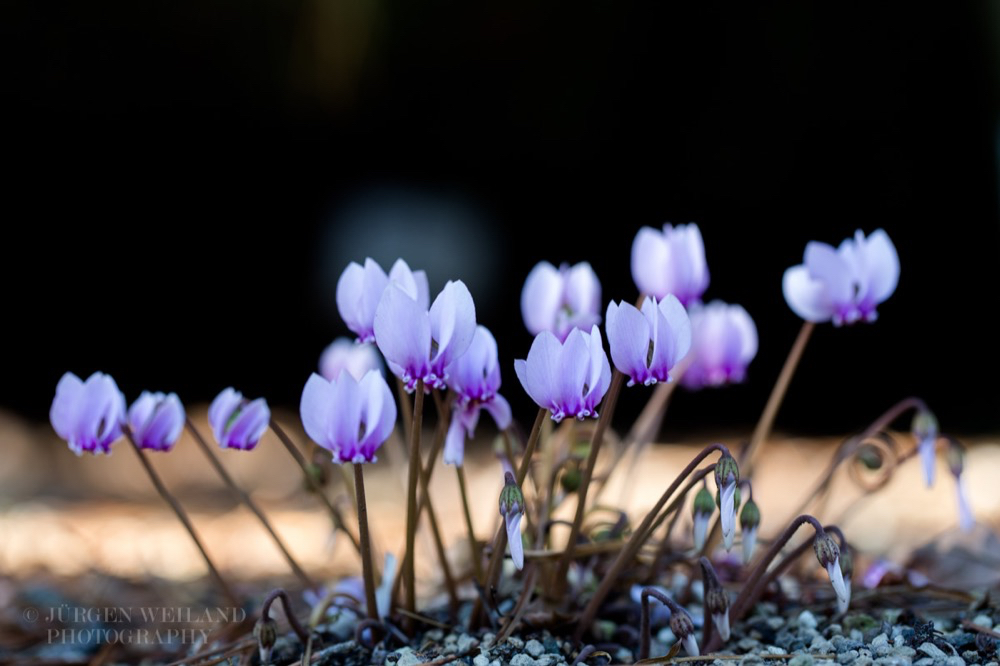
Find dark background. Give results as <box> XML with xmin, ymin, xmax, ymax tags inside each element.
<box><xmin>4</xmin><ymin>3</ymin><xmax>998</xmax><ymax>437</ymax></box>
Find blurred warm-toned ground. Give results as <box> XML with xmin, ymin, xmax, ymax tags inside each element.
<box><xmin>1</xmin><ymin>406</ymin><xmax>998</xmax><ymax>596</ymax></box>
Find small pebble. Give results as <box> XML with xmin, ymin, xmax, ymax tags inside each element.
<box><xmin>837</xmin><ymin>651</ymin><xmax>858</xmax><ymax>665</ymax></box>
<box><xmin>789</xmin><ymin>656</ymin><xmax>814</xmax><ymax>666</ymax></box>
<box><xmin>918</xmin><ymin>642</ymin><xmax>948</xmax><ymax>660</ymax></box>
<box><xmin>944</xmin><ymin>657</ymin><xmax>966</xmax><ymax>666</ymax></box>
<box><xmin>738</xmin><ymin>656</ymin><xmax>764</xmax><ymax>665</ymax></box>
<box><xmin>525</xmin><ymin>639</ymin><xmax>545</xmax><ymax>658</ymax></box>
<box><xmin>510</xmin><ymin>655</ymin><xmax>537</xmax><ymax>666</ymax></box>
<box><xmin>972</xmin><ymin>616</ymin><xmax>995</xmax><ymax>631</ymax></box>
<box><xmin>799</xmin><ymin>611</ymin><xmax>819</xmax><ymax>630</ymax></box>
<box><xmin>473</xmin><ymin>655</ymin><xmax>490</xmax><ymax>666</ymax></box>
<box><xmin>739</xmin><ymin>637</ymin><xmax>761</xmax><ymax>651</ymax></box>
<box><xmin>768</xmin><ymin>617</ymin><xmax>786</xmax><ymax>630</ymax></box>
<box><xmin>457</xmin><ymin>634</ymin><xmax>476</xmax><ymax>653</ymax></box>
<box><xmin>508</xmin><ymin>637</ymin><xmax>525</xmax><ymax>649</ymax></box>
<box><xmin>809</xmin><ymin>635</ymin><xmax>835</xmax><ymax>654</ymax></box>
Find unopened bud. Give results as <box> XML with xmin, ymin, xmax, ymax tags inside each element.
<box><xmin>716</xmin><ymin>485</ymin><xmax>742</xmax><ymax>513</ymax></box>
<box><xmin>693</xmin><ymin>486</ymin><xmax>715</xmax><ymax>517</ymax></box>
<box><xmin>813</xmin><ymin>531</ymin><xmax>840</xmax><ymax>569</ymax></box>
<box><xmin>560</xmin><ymin>466</ymin><xmax>582</xmax><ymax>493</ymax></box>
<box><xmin>912</xmin><ymin>409</ymin><xmax>939</xmax><ymax>445</ymax></box>
<box><xmin>499</xmin><ymin>472</ymin><xmax>526</xmax><ymax>570</ymax></box>
<box><xmin>700</xmin><ymin>557</ymin><xmax>731</xmax><ymax>641</ymax></box>
<box><xmin>946</xmin><ymin>439</ymin><xmax>965</xmax><ymax>478</ymax></box>
<box><xmin>670</xmin><ymin>609</ymin><xmax>699</xmax><ymax>656</ymax></box>
<box><xmin>740</xmin><ymin>498</ymin><xmax>760</xmax><ymax>530</ymax></box>
<box><xmin>254</xmin><ymin>616</ymin><xmax>278</xmax><ymax>664</ymax></box>
<box><xmin>714</xmin><ymin>453</ymin><xmax>740</xmax><ymax>490</ymax></box>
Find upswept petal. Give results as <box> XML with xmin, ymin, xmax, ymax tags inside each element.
<box><xmin>555</xmin><ymin>328</ymin><xmax>590</xmax><ymax>418</ymax></box>
<box><xmin>357</xmin><ymin>370</ymin><xmax>396</xmax><ymax>461</ymax></box>
<box><xmin>329</xmin><ymin>372</ymin><xmax>362</xmax><ymax>460</ymax></box>
<box><xmin>335</xmin><ymin>262</ymin><xmax>365</xmax><ymax>335</ymax></box>
<box><xmin>956</xmin><ymin>477</ymin><xmax>975</xmax><ymax>531</ymax></box>
<box><xmin>804</xmin><ymin>242</ymin><xmax>852</xmax><ymax>307</ymax></box>
<box><xmin>429</xmin><ymin>280</ymin><xmax>477</xmax><ymax>374</ymax></box>
<box><xmin>564</xmin><ymin>262</ymin><xmax>601</xmax><ymax>323</ymax></box>
<box><xmin>127</xmin><ymin>391</ymin><xmax>158</xmax><ymax>439</ymax></box>
<box><xmin>209</xmin><ymin>388</ymin><xmax>243</xmax><ymax>445</ymax></box>
<box><xmin>521</xmin><ymin>262</ymin><xmax>563</xmax><ymax>335</ymax></box>
<box><xmin>319</xmin><ymin>338</ymin><xmax>382</xmax><ymax>381</ymax></box>
<box><xmin>483</xmin><ymin>393</ymin><xmax>512</xmax><ymax>430</ymax></box>
<box><xmin>631</xmin><ymin>226</ymin><xmax>671</xmax><ymax>297</ymax></box>
<box><xmin>782</xmin><ymin>265</ymin><xmax>832</xmax><ymax>323</ymax></box>
<box><xmin>374</xmin><ymin>284</ymin><xmax>431</xmax><ymax>386</ymax></box>
<box><xmin>387</xmin><ymin>259</ymin><xmax>423</xmax><ymax>303</ymax></box>
<box><xmin>520</xmin><ymin>332</ymin><xmax>563</xmax><ymax>414</ymax></box>
<box><xmin>583</xmin><ymin>326</ymin><xmax>611</xmax><ymax>413</ymax></box>
<box><xmin>606</xmin><ymin>301</ymin><xmax>651</xmax><ymax>385</ymax></box>
<box><xmin>680</xmin><ymin>223</ymin><xmax>710</xmax><ymax>301</ymax></box>
<box><xmin>134</xmin><ymin>393</ymin><xmax>184</xmax><ymax>451</ymax></box>
<box><xmin>859</xmin><ymin>228</ymin><xmax>900</xmax><ymax>306</ymax></box>
<box><xmin>300</xmin><ymin>374</ymin><xmax>337</xmax><ymax>450</ymax></box>
<box><xmin>647</xmin><ymin>295</ymin><xmax>691</xmax><ymax>381</ymax></box>
<box><xmin>731</xmin><ymin>304</ymin><xmax>759</xmax><ymax>363</ymax></box>
<box><xmin>226</xmin><ymin>398</ymin><xmax>270</xmax><ymax>450</ymax></box>
<box><xmin>443</xmin><ymin>412</ymin><xmax>468</xmax><ymax>466</ymax></box>
<box><xmin>50</xmin><ymin>372</ymin><xmax>85</xmax><ymax>442</ymax></box>
<box><xmin>75</xmin><ymin>373</ymin><xmax>126</xmax><ymax>452</ymax></box>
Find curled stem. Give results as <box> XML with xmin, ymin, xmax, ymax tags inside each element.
<box><xmin>123</xmin><ymin>428</ymin><xmax>239</xmax><ymax>607</ymax></box>
<box><xmin>574</xmin><ymin>444</ymin><xmax>731</xmax><ymax>643</ymax></box>
<box><xmin>638</xmin><ymin>587</ymin><xmax>686</xmax><ymax>660</ymax></box>
<box><xmin>261</xmin><ymin>588</ymin><xmax>310</xmax><ymax>645</ymax></box>
<box><xmin>185</xmin><ymin>419</ymin><xmax>314</xmax><ymax>589</ymax></box>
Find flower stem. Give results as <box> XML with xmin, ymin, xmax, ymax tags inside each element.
<box><xmin>552</xmin><ymin>369</ymin><xmax>626</xmax><ymax>598</ymax></box>
<box><xmin>573</xmin><ymin>443</ymin><xmax>731</xmax><ymax>643</ymax></box>
<box><xmin>456</xmin><ymin>464</ymin><xmax>484</xmax><ymax>583</ymax></box>
<box><xmin>123</xmin><ymin>429</ymin><xmax>239</xmax><ymax>607</ymax></box>
<box><xmin>743</xmin><ymin>320</ymin><xmax>814</xmax><ymax>476</ymax></box>
<box><xmin>645</xmin><ymin>465</ymin><xmax>717</xmax><ymax>582</ymax></box>
<box><xmin>353</xmin><ymin>464</ymin><xmax>380</xmax><ymax>622</ymax></box>
<box><xmin>184</xmin><ymin>419</ymin><xmax>314</xmax><ymax>590</ymax></box>
<box><xmin>268</xmin><ymin>418</ymin><xmax>363</xmax><ymax>557</ymax></box>
<box><xmin>260</xmin><ymin>588</ymin><xmax>310</xmax><ymax>644</ymax></box>
<box><xmin>404</xmin><ymin>380</ymin><xmax>425</xmax><ymax>621</ymax></box>
<box><xmin>638</xmin><ymin>586</ymin><xmax>686</xmax><ymax>660</ymax></box>
<box><xmin>469</xmin><ymin>408</ymin><xmax>546</xmax><ymax>630</ymax></box>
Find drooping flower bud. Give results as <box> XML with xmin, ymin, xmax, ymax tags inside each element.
<box><xmin>946</xmin><ymin>440</ymin><xmax>975</xmax><ymax>531</ymax></box>
<box><xmin>714</xmin><ymin>454</ymin><xmax>740</xmax><ymax>552</ymax></box>
<box><xmin>739</xmin><ymin>498</ymin><xmax>760</xmax><ymax>564</ymax></box>
<box><xmin>814</xmin><ymin>530</ymin><xmax>848</xmax><ymax>607</ymax></box>
<box><xmin>700</xmin><ymin>557</ymin><xmax>730</xmax><ymax>642</ymax></box>
<box><xmin>253</xmin><ymin>615</ymin><xmax>278</xmax><ymax>664</ymax></box>
<box><xmin>912</xmin><ymin>409</ymin><xmax>939</xmax><ymax>488</ymax></box>
<box><xmin>838</xmin><ymin>544</ymin><xmax>853</xmax><ymax>614</ymax></box>
<box><xmin>692</xmin><ymin>486</ymin><xmax>715</xmax><ymax>551</ymax></box>
<box><xmin>499</xmin><ymin>472</ymin><xmax>526</xmax><ymax>570</ymax></box>
<box><xmin>669</xmin><ymin>607</ymin><xmax>699</xmax><ymax>657</ymax></box>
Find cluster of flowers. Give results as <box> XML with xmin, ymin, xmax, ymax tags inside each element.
<box><xmin>52</xmin><ymin>221</ymin><xmax>958</xmax><ymax>660</ymax></box>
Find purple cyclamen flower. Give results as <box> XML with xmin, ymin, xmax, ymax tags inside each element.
<box><xmin>783</xmin><ymin>229</ymin><xmax>899</xmax><ymax>326</ymax></box>
<box><xmin>630</xmin><ymin>223</ymin><xmax>710</xmax><ymax>306</ymax></box>
<box><xmin>374</xmin><ymin>280</ymin><xmax>477</xmax><ymax>391</ymax></box>
<box><xmin>50</xmin><ymin>371</ymin><xmax>127</xmax><ymax>455</ymax></box>
<box><xmin>443</xmin><ymin>326</ymin><xmax>512</xmax><ymax>466</ymax></box>
<box><xmin>337</xmin><ymin>258</ymin><xmax>429</xmax><ymax>343</ymax></box>
<box><xmin>127</xmin><ymin>392</ymin><xmax>185</xmax><ymax>452</ymax></box>
<box><xmin>520</xmin><ymin>261</ymin><xmax>601</xmax><ymax>342</ymax></box>
<box><xmin>514</xmin><ymin>325</ymin><xmax>612</xmax><ymax>423</ymax></box>
<box><xmin>300</xmin><ymin>369</ymin><xmax>396</xmax><ymax>464</ymax></box>
<box><xmin>606</xmin><ymin>295</ymin><xmax>692</xmax><ymax>387</ymax></box>
<box><xmin>319</xmin><ymin>337</ymin><xmax>383</xmax><ymax>382</ymax></box>
<box><xmin>681</xmin><ymin>301</ymin><xmax>758</xmax><ymax>390</ymax></box>
<box><xmin>208</xmin><ymin>388</ymin><xmax>271</xmax><ymax>451</ymax></box>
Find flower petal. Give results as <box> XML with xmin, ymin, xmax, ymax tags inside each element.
<box><xmin>631</xmin><ymin>226</ymin><xmax>671</xmax><ymax>298</ymax></box>
<box><xmin>720</xmin><ymin>481</ymin><xmax>736</xmax><ymax>551</ymax></box>
<box><xmin>506</xmin><ymin>510</ymin><xmax>524</xmax><ymax>570</ymax></box>
<box><xmin>782</xmin><ymin>264</ymin><xmax>833</xmax><ymax>323</ymax></box>
<box><xmin>209</xmin><ymin>388</ymin><xmax>243</xmax><ymax>446</ymax></box>
<box><xmin>918</xmin><ymin>437</ymin><xmax>936</xmax><ymax>488</ymax></box>
<box><xmin>521</xmin><ymin>331</ymin><xmax>563</xmax><ymax>414</ymax></box>
<box><xmin>138</xmin><ymin>393</ymin><xmax>185</xmax><ymax>451</ymax></box>
<box><xmin>301</xmin><ymin>373</ymin><xmax>337</xmax><ymax>450</ymax></box>
<box><xmin>649</xmin><ymin>295</ymin><xmax>691</xmax><ymax>379</ymax></box>
<box><xmin>693</xmin><ymin>513</ymin><xmax>710</xmax><ymax>551</ymax></box>
<box><xmin>226</xmin><ymin>397</ymin><xmax>270</xmax><ymax>450</ymax></box>
<box><xmin>357</xmin><ymin>370</ymin><xmax>396</xmax><ymax>461</ymax></box>
<box><xmin>374</xmin><ymin>284</ymin><xmax>431</xmax><ymax>383</ymax></box>
<box><xmin>860</xmin><ymin>228</ymin><xmax>900</xmax><ymax>305</ymax></box>
<box><xmin>443</xmin><ymin>410</ymin><xmax>469</xmax><ymax>466</ymax></box>
<box><xmin>429</xmin><ymin>280</ymin><xmax>477</xmax><ymax>375</ymax></box>
<box><xmin>564</xmin><ymin>262</ymin><xmax>601</xmax><ymax>326</ymax></box>
<box><xmin>50</xmin><ymin>372</ymin><xmax>84</xmax><ymax>442</ymax></box>
<box><xmin>555</xmin><ymin>328</ymin><xmax>590</xmax><ymax>417</ymax></box>
<box><xmin>483</xmin><ymin>393</ymin><xmax>512</xmax><ymax>430</ymax></box>
<box><xmin>956</xmin><ymin>476</ymin><xmax>975</xmax><ymax>531</ymax></box>
<box><xmin>713</xmin><ymin>611</ymin><xmax>731</xmax><ymax>642</ymax></box>
<box><xmin>682</xmin><ymin>634</ymin><xmax>700</xmax><ymax>657</ymax></box>
<box><xmin>804</xmin><ymin>241</ymin><xmax>852</xmax><ymax>307</ymax></box>
<box><xmin>521</xmin><ymin>261</ymin><xmax>562</xmax><ymax>335</ymax></box>
<box><xmin>826</xmin><ymin>559</ymin><xmax>849</xmax><ymax>606</ymax></box>
<box><xmin>606</xmin><ymin>300</ymin><xmax>650</xmax><ymax>385</ymax></box>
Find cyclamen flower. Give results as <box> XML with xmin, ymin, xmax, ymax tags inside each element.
<box><xmin>443</xmin><ymin>326</ymin><xmax>512</xmax><ymax>466</ymax></box>
<box><xmin>715</xmin><ymin>454</ymin><xmax>740</xmax><ymax>552</ymax></box>
<box><xmin>514</xmin><ymin>325</ymin><xmax>612</xmax><ymax>423</ymax></box>
<box><xmin>669</xmin><ymin>607</ymin><xmax>699</xmax><ymax>657</ymax></box>
<box><xmin>50</xmin><ymin>371</ymin><xmax>127</xmax><ymax>455</ymax></box>
<box><xmin>740</xmin><ymin>498</ymin><xmax>761</xmax><ymax>565</ymax></box>
<box><xmin>520</xmin><ymin>261</ymin><xmax>601</xmax><ymax>342</ymax></box>
<box><xmin>300</xmin><ymin>370</ymin><xmax>396</xmax><ymax>464</ymax></box>
<box><xmin>319</xmin><ymin>338</ymin><xmax>383</xmax><ymax>381</ymax></box>
<box><xmin>208</xmin><ymin>388</ymin><xmax>270</xmax><ymax>451</ymax></box>
<box><xmin>681</xmin><ymin>301</ymin><xmax>758</xmax><ymax>390</ymax></box>
<box><xmin>606</xmin><ymin>296</ymin><xmax>692</xmax><ymax>387</ymax></box>
<box><xmin>127</xmin><ymin>392</ymin><xmax>185</xmax><ymax>452</ymax></box>
<box><xmin>631</xmin><ymin>223</ymin><xmax>709</xmax><ymax>306</ymax></box>
<box><xmin>374</xmin><ymin>280</ymin><xmax>477</xmax><ymax>391</ymax></box>
<box><xmin>691</xmin><ymin>486</ymin><xmax>715</xmax><ymax>552</ymax></box>
<box><xmin>814</xmin><ymin>532</ymin><xmax>849</xmax><ymax>608</ymax></box>
<box><xmin>783</xmin><ymin>229</ymin><xmax>899</xmax><ymax>326</ymax></box>
<box><xmin>337</xmin><ymin>258</ymin><xmax>429</xmax><ymax>343</ymax></box>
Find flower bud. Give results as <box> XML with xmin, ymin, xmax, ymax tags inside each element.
<box><xmin>692</xmin><ymin>486</ymin><xmax>715</xmax><ymax>551</ymax></box>
<box><xmin>946</xmin><ymin>439</ymin><xmax>964</xmax><ymax>478</ymax></box>
<box><xmin>837</xmin><ymin>544</ymin><xmax>854</xmax><ymax>613</ymax></box>
<box><xmin>669</xmin><ymin>608</ymin><xmax>699</xmax><ymax>656</ymax></box>
<box><xmin>254</xmin><ymin>616</ymin><xmax>278</xmax><ymax>664</ymax></box>
<box><xmin>714</xmin><ymin>453</ymin><xmax>740</xmax><ymax>489</ymax></box>
<box><xmin>740</xmin><ymin>498</ymin><xmax>760</xmax><ymax>564</ymax></box>
<box><xmin>560</xmin><ymin>466</ymin><xmax>582</xmax><ymax>493</ymax></box>
<box><xmin>814</xmin><ymin>531</ymin><xmax>848</xmax><ymax>607</ymax></box>
<box><xmin>700</xmin><ymin>558</ymin><xmax>730</xmax><ymax>642</ymax></box>
<box><xmin>499</xmin><ymin>472</ymin><xmax>526</xmax><ymax>570</ymax></box>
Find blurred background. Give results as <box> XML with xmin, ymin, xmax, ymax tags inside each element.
<box><xmin>1</xmin><ymin>3</ymin><xmax>999</xmax><ymax>589</ymax></box>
